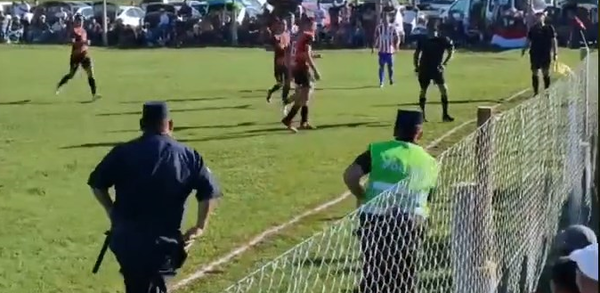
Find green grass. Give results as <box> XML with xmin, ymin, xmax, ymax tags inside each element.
<box><xmin>0</xmin><ymin>45</ymin><xmax>584</xmax><ymax>293</ymax></box>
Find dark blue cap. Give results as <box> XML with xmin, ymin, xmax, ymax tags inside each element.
<box><xmin>394</xmin><ymin>110</ymin><xmax>424</xmax><ymax>132</ymax></box>
<box><xmin>554</xmin><ymin>225</ymin><xmax>597</xmax><ymax>256</ymax></box>
<box><xmin>141</xmin><ymin>101</ymin><xmax>169</xmax><ymax>124</ymax></box>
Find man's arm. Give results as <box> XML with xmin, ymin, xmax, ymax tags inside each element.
<box><xmin>306</xmin><ymin>36</ymin><xmax>320</xmax><ymax>79</ymax></box>
<box><xmin>413</xmin><ymin>40</ymin><xmax>422</xmax><ymax>71</ymax></box>
<box><xmin>343</xmin><ymin>150</ymin><xmax>371</xmax><ymax>208</ymax></box>
<box><xmin>522</xmin><ymin>29</ymin><xmax>531</xmax><ymax>56</ymax></box>
<box><xmin>87</xmin><ymin>146</ymin><xmax>121</xmax><ymax>219</ymax></box>
<box><xmin>184</xmin><ymin>151</ymin><xmax>221</xmax><ymax>249</ymax></box>
<box><xmin>393</xmin><ymin>28</ymin><xmax>401</xmax><ymax>49</ymax></box>
<box><xmin>549</xmin><ymin>25</ymin><xmax>558</xmax><ymax>59</ymax></box>
<box><xmin>442</xmin><ymin>37</ymin><xmax>455</xmax><ymax>65</ymax></box>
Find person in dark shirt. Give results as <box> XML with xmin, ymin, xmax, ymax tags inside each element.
<box><xmin>266</xmin><ymin>18</ymin><xmax>291</xmax><ymax>104</ymax></box>
<box><xmin>413</xmin><ymin>18</ymin><xmax>455</xmax><ymax>122</ymax></box>
<box><xmin>551</xmin><ymin>258</ymin><xmax>581</xmax><ymax>293</ymax></box>
<box><xmin>343</xmin><ymin>110</ymin><xmax>437</xmax><ymax>293</ymax></box>
<box><xmin>522</xmin><ymin>11</ymin><xmax>557</xmax><ymax>96</ymax></box>
<box><xmin>88</xmin><ymin>101</ymin><xmax>221</xmax><ymax>293</ymax></box>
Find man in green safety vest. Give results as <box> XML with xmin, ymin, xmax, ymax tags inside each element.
<box><xmin>343</xmin><ymin>109</ymin><xmax>439</xmax><ymax>293</ymax></box>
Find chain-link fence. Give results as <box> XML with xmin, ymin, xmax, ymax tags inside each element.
<box><xmin>221</xmin><ymin>52</ymin><xmax>598</xmax><ymax>293</ymax></box>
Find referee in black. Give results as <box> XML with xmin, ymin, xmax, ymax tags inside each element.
<box><xmin>88</xmin><ymin>102</ymin><xmax>221</xmax><ymax>293</ymax></box>
<box><xmin>413</xmin><ymin>18</ymin><xmax>455</xmax><ymax>123</ymax></box>
<box><xmin>522</xmin><ymin>10</ymin><xmax>558</xmax><ymax>96</ymax></box>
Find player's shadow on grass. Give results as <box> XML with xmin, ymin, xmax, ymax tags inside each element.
<box><xmin>97</xmin><ymin>104</ymin><xmax>252</xmax><ymax>116</ymax></box>
<box><xmin>61</xmin><ymin>141</ymin><xmax>121</xmax><ymax>149</ymax></box>
<box><xmin>107</xmin><ymin>121</ymin><xmax>262</xmax><ymax>133</ymax></box>
<box><xmin>238</xmin><ymin>85</ymin><xmax>377</xmax><ymax>94</ymax></box>
<box><xmin>119</xmin><ymin>96</ymin><xmax>229</xmax><ymax>104</ymax></box>
<box><xmin>180</xmin><ymin>121</ymin><xmax>387</xmax><ymax>143</ymax></box>
<box><xmin>372</xmin><ymin>99</ymin><xmax>502</xmax><ymax>107</ymax></box>
<box><xmin>0</xmin><ymin>99</ymin><xmax>31</xmax><ymax>105</ymax></box>
<box><xmin>63</xmin><ymin>121</ymin><xmax>386</xmax><ymax>148</ymax></box>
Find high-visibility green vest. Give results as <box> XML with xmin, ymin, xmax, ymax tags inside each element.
<box><xmin>363</xmin><ymin>140</ymin><xmax>439</xmax><ymax>217</ymax></box>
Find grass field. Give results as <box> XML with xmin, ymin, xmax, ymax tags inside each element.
<box><xmin>0</xmin><ymin>45</ymin><xmax>584</xmax><ymax>293</ymax></box>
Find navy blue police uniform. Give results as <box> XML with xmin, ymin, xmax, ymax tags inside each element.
<box><xmin>88</xmin><ymin>102</ymin><xmax>220</xmax><ymax>293</ymax></box>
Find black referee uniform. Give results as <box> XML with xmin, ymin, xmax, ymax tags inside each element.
<box><xmin>413</xmin><ymin>19</ymin><xmax>455</xmax><ymax>122</ymax></box>
<box><xmin>523</xmin><ymin>13</ymin><xmax>557</xmax><ymax>96</ymax></box>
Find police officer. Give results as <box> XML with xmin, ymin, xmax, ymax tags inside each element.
<box><xmin>88</xmin><ymin>101</ymin><xmax>221</xmax><ymax>293</ymax></box>
<box><xmin>343</xmin><ymin>110</ymin><xmax>439</xmax><ymax>293</ymax></box>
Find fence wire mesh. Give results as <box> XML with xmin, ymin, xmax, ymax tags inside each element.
<box><xmin>221</xmin><ymin>53</ymin><xmax>598</xmax><ymax>293</ymax></box>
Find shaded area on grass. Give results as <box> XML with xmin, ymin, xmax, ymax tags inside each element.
<box><xmin>96</xmin><ymin>104</ymin><xmax>253</xmax><ymax>116</ymax></box>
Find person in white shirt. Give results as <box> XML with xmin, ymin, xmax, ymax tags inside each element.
<box><xmin>373</xmin><ymin>13</ymin><xmax>399</xmax><ymax>87</ymax></box>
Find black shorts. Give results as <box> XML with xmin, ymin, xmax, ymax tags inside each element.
<box><xmin>529</xmin><ymin>53</ymin><xmax>551</xmax><ymax>71</ymax></box>
<box><xmin>70</xmin><ymin>53</ymin><xmax>92</xmax><ymax>70</ymax></box>
<box><xmin>274</xmin><ymin>63</ymin><xmax>289</xmax><ymax>83</ymax></box>
<box><xmin>293</xmin><ymin>67</ymin><xmax>312</xmax><ymax>87</ymax></box>
<box><xmin>418</xmin><ymin>67</ymin><xmax>445</xmax><ymax>89</ymax></box>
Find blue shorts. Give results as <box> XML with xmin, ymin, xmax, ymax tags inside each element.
<box><xmin>378</xmin><ymin>52</ymin><xmax>393</xmax><ymax>66</ymax></box>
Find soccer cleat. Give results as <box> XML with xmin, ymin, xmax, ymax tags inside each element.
<box><xmin>299</xmin><ymin>122</ymin><xmax>316</xmax><ymax>130</ymax></box>
<box><xmin>379</xmin><ymin>83</ymin><xmax>384</xmax><ymax>88</ymax></box>
<box><xmin>92</xmin><ymin>94</ymin><xmax>102</xmax><ymax>102</ymax></box>
<box><xmin>442</xmin><ymin>114</ymin><xmax>455</xmax><ymax>122</ymax></box>
<box><xmin>55</xmin><ymin>88</ymin><xmax>61</xmax><ymax>95</ymax></box>
<box><xmin>281</xmin><ymin>119</ymin><xmax>298</xmax><ymax>133</ymax></box>
<box><xmin>389</xmin><ymin>79</ymin><xmax>394</xmax><ymax>86</ymax></box>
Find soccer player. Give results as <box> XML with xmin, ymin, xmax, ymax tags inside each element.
<box><xmin>374</xmin><ymin>13</ymin><xmax>400</xmax><ymax>87</ymax></box>
<box><xmin>521</xmin><ymin>11</ymin><xmax>557</xmax><ymax>96</ymax></box>
<box><xmin>413</xmin><ymin>19</ymin><xmax>454</xmax><ymax>122</ymax></box>
<box><xmin>281</xmin><ymin>17</ymin><xmax>321</xmax><ymax>133</ymax></box>
<box><xmin>266</xmin><ymin>18</ymin><xmax>292</xmax><ymax>104</ymax></box>
<box><xmin>56</xmin><ymin>14</ymin><xmax>99</xmax><ymax>101</ymax></box>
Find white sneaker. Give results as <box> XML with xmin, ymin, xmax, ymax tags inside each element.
<box><xmin>92</xmin><ymin>94</ymin><xmax>101</xmax><ymax>102</ymax></box>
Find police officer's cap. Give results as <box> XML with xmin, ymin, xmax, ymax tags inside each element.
<box><xmin>395</xmin><ymin>109</ymin><xmax>423</xmax><ymax>130</ymax></box>
<box><xmin>141</xmin><ymin>101</ymin><xmax>170</xmax><ymax>124</ymax></box>
<box><xmin>554</xmin><ymin>225</ymin><xmax>597</xmax><ymax>256</ymax></box>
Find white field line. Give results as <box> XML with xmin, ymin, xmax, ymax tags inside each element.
<box><xmin>170</xmin><ymin>88</ymin><xmax>529</xmax><ymax>291</ymax></box>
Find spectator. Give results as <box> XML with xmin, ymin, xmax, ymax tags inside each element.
<box><xmin>158</xmin><ymin>8</ymin><xmax>170</xmax><ymax>42</ymax></box>
<box><xmin>178</xmin><ymin>0</ymin><xmax>192</xmax><ymax>19</ymax></box>
<box><xmin>568</xmin><ymin>243</ymin><xmax>598</xmax><ymax>293</ymax></box>
<box><xmin>0</xmin><ymin>12</ymin><xmax>7</xmax><ymax>42</ymax></box>
<box><xmin>31</xmin><ymin>14</ymin><xmax>51</xmax><ymax>43</ymax></box>
<box><xmin>55</xmin><ymin>7</ymin><xmax>67</xmax><ymax>21</ymax></box>
<box><xmin>7</xmin><ymin>14</ymin><xmax>24</xmax><ymax>43</ymax></box>
<box><xmin>551</xmin><ymin>257</ymin><xmax>580</xmax><ymax>293</ymax></box>
<box><xmin>13</xmin><ymin>0</ymin><xmax>30</xmax><ymax>18</ymax></box>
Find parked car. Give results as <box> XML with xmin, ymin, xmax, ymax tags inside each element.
<box><xmin>117</xmin><ymin>5</ymin><xmax>145</xmax><ymax>27</ymax></box>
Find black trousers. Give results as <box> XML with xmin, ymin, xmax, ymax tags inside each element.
<box><xmin>358</xmin><ymin>212</ymin><xmax>425</xmax><ymax>293</ymax></box>
<box><xmin>110</xmin><ymin>228</ymin><xmax>187</xmax><ymax>293</ymax></box>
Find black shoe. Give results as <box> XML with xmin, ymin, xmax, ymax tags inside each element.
<box><xmin>442</xmin><ymin>114</ymin><xmax>454</xmax><ymax>122</ymax></box>
<box><xmin>266</xmin><ymin>90</ymin><xmax>273</xmax><ymax>103</ymax></box>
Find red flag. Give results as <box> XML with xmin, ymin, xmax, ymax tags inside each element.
<box><xmin>573</xmin><ymin>16</ymin><xmax>587</xmax><ymax>30</ymax></box>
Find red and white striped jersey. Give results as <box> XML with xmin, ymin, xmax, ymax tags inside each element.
<box><xmin>375</xmin><ymin>23</ymin><xmax>399</xmax><ymax>54</ymax></box>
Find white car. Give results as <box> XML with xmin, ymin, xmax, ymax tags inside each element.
<box><xmin>75</xmin><ymin>6</ymin><xmax>94</xmax><ymax>19</ymax></box>
<box><xmin>117</xmin><ymin>6</ymin><xmax>145</xmax><ymax>27</ymax></box>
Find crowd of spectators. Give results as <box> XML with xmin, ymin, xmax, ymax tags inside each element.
<box><xmin>0</xmin><ymin>0</ymin><xmax>478</xmax><ymax>49</ymax></box>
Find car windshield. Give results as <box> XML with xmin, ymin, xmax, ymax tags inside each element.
<box><xmin>419</xmin><ymin>0</ymin><xmax>455</xmax><ymax>5</ymax></box>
